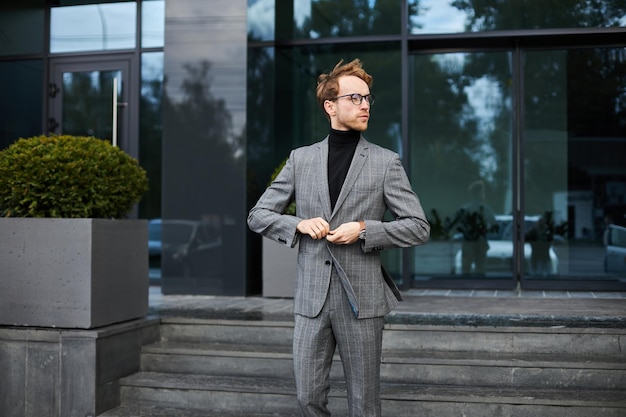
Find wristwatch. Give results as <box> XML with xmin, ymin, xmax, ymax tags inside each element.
<box><xmin>358</xmin><ymin>220</ymin><xmax>366</xmax><ymax>240</ymax></box>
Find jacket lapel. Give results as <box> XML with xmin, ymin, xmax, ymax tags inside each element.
<box><xmin>331</xmin><ymin>137</ymin><xmax>368</xmax><ymax>220</ymax></box>
<box><xmin>315</xmin><ymin>138</ymin><xmax>332</xmax><ymax>220</ymax></box>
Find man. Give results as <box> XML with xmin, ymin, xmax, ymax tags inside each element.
<box><xmin>248</xmin><ymin>58</ymin><xmax>430</xmax><ymax>417</ymax></box>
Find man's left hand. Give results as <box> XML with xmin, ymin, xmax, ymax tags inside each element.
<box><xmin>326</xmin><ymin>221</ymin><xmax>361</xmax><ymax>245</ymax></box>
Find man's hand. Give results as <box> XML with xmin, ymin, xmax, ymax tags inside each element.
<box><xmin>297</xmin><ymin>217</ymin><xmax>330</xmax><ymax>240</ymax></box>
<box><xmin>326</xmin><ymin>221</ymin><xmax>361</xmax><ymax>245</ymax></box>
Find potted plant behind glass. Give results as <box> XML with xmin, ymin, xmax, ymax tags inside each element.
<box><xmin>0</xmin><ymin>134</ymin><xmax>149</xmax><ymax>328</ymax></box>
<box><xmin>262</xmin><ymin>158</ymin><xmax>298</xmax><ymax>298</ymax></box>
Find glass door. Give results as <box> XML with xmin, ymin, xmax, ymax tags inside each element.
<box><xmin>408</xmin><ymin>51</ymin><xmax>517</xmax><ymax>289</ymax></box>
<box><xmin>48</xmin><ymin>55</ymin><xmax>136</xmax><ymax>155</ymax></box>
<box><xmin>521</xmin><ymin>47</ymin><xmax>626</xmax><ymax>290</ymax></box>
<box><xmin>407</xmin><ymin>46</ymin><xmax>626</xmax><ymax>291</ymax></box>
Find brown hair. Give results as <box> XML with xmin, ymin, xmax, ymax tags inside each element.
<box><xmin>316</xmin><ymin>58</ymin><xmax>373</xmax><ymax>119</ymax></box>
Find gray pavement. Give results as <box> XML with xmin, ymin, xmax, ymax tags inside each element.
<box><xmin>149</xmin><ymin>287</ymin><xmax>626</xmax><ymax>328</ymax></box>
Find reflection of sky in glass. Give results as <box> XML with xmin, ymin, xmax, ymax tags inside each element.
<box><xmin>248</xmin><ymin>0</ymin><xmax>274</xmax><ymax>40</ymax></box>
<box><xmin>246</xmin><ymin>0</ymin><xmax>328</xmax><ymax>40</ymax></box>
<box><xmin>465</xmin><ymin>76</ymin><xmax>501</xmax><ymax>181</ymax></box>
<box><xmin>141</xmin><ymin>51</ymin><xmax>163</xmax><ymax>104</ymax></box>
<box><xmin>433</xmin><ymin>53</ymin><xmax>502</xmax><ymax>181</ymax></box>
<box><xmin>142</xmin><ymin>0</ymin><xmax>165</xmax><ymax>48</ymax></box>
<box><xmin>411</xmin><ymin>0</ymin><xmax>466</xmax><ymax>34</ymax></box>
<box><xmin>51</xmin><ymin>3</ymin><xmax>136</xmax><ymax>53</ymax></box>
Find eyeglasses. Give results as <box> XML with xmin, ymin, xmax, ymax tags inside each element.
<box><xmin>331</xmin><ymin>93</ymin><xmax>375</xmax><ymax>106</ymax></box>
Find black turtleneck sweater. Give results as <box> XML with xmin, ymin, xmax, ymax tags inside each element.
<box><xmin>328</xmin><ymin>128</ymin><xmax>360</xmax><ymax>210</ymax></box>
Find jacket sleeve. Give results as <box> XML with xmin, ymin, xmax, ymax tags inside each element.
<box><xmin>362</xmin><ymin>154</ymin><xmax>430</xmax><ymax>252</ymax></box>
<box><xmin>247</xmin><ymin>151</ymin><xmax>301</xmax><ymax>248</ymax></box>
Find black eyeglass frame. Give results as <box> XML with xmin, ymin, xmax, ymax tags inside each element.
<box><xmin>330</xmin><ymin>93</ymin><xmax>375</xmax><ymax>105</ymax></box>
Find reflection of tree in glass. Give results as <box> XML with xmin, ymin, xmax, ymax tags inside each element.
<box><xmin>292</xmin><ymin>1</ymin><xmax>408</xmax><ymax>151</ymax></box>
<box><xmin>247</xmin><ymin>2</ymin><xmax>410</xmax><ymax>209</ymax></box>
<box><xmin>163</xmin><ymin>60</ymin><xmax>243</xmax><ymax>219</ymax></box>
<box><xmin>246</xmin><ymin>45</ymin><xmax>275</xmax><ymax>204</ymax></box>
<box><xmin>452</xmin><ymin>0</ymin><xmax>626</xmax><ymax>211</ymax></box>
<box><xmin>411</xmin><ymin>53</ymin><xmax>487</xmax><ymax>213</ymax></box>
<box><xmin>139</xmin><ymin>67</ymin><xmax>163</xmax><ymax>219</ymax></box>
<box><xmin>176</xmin><ymin>61</ymin><xmax>235</xmax><ymax>154</ymax></box>
<box><xmin>296</xmin><ymin>0</ymin><xmax>402</xmax><ymax>37</ymax></box>
<box><xmin>451</xmin><ymin>0</ymin><xmax>626</xmax><ymax>135</ymax></box>
<box><xmin>452</xmin><ymin>0</ymin><xmax>626</xmax><ymax>31</ymax></box>
<box><xmin>63</xmin><ymin>71</ymin><xmax>115</xmax><ymax>139</ymax></box>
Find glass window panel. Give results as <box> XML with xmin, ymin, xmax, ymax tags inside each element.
<box><xmin>142</xmin><ymin>0</ymin><xmax>165</xmax><ymax>48</ymax></box>
<box><xmin>297</xmin><ymin>0</ymin><xmax>402</xmax><ymax>38</ymax></box>
<box><xmin>0</xmin><ymin>60</ymin><xmax>43</xmax><ymax>149</ymax></box>
<box><xmin>409</xmin><ymin>51</ymin><xmax>513</xmax><ymax>283</ymax></box>
<box><xmin>409</xmin><ymin>0</ymin><xmax>466</xmax><ymax>34</ymax></box>
<box><xmin>50</xmin><ymin>2</ymin><xmax>136</xmax><ymax>53</ymax></box>
<box><xmin>409</xmin><ymin>0</ymin><xmax>626</xmax><ymax>34</ymax></box>
<box><xmin>523</xmin><ymin>47</ymin><xmax>626</xmax><ymax>282</ymax></box>
<box><xmin>139</xmin><ymin>51</ymin><xmax>164</xmax><ymax>220</ymax></box>
<box><xmin>61</xmin><ymin>69</ymin><xmax>121</xmax><ymax>140</ymax></box>
<box><xmin>248</xmin><ymin>0</ymin><xmax>402</xmax><ymax>41</ymax></box>
<box><xmin>246</xmin><ymin>46</ymin><xmax>276</xmax><ymax>197</ymax></box>
<box><xmin>0</xmin><ymin>1</ymin><xmax>46</xmax><ymax>56</ymax></box>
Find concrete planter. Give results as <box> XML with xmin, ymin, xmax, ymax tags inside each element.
<box><xmin>413</xmin><ymin>240</ymin><xmax>461</xmax><ymax>275</ymax></box>
<box><xmin>262</xmin><ymin>238</ymin><xmax>297</xmax><ymax>298</ymax></box>
<box><xmin>0</xmin><ymin>218</ymin><xmax>148</xmax><ymax>329</ymax></box>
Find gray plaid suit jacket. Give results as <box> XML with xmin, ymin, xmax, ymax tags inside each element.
<box><xmin>248</xmin><ymin>136</ymin><xmax>430</xmax><ymax>319</ymax></box>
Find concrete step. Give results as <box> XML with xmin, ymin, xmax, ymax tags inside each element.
<box><xmin>159</xmin><ymin>318</ymin><xmax>294</xmax><ymax>346</ymax></box>
<box><xmin>99</xmin><ymin>403</ymin><xmax>287</xmax><ymax>417</ymax></box>
<box><xmin>383</xmin><ymin>323</ymin><xmax>626</xmax><ymax>356</ymax></box>
<box><xmin>141</xmin><ymin>340</ymin><xmax>626</xmax><ymax>390</ymax></box>
<box><xmin>383</xmin><ymin>349</ymin><xmax>626</xmax><ymax>390</ymax></box>
<box><xmin>160</xmin><ymin>318</ymin><xmax>626</xmax><ymax>358</ymax></box>
<box><xmin>141</xmin><ymin>341</ymin><xmax>295</xmax><ymax>379</ymax></box>
<box><xmin>103</xmin><ymin>371</ymin><xmax>626</xmax><ymax>417</ymax></box>
<box><xmin>100</xmin><ymin>318</ymin><xmax>626</xmax><ymax>416</ymax></box>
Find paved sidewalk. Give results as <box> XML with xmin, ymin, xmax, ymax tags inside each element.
<box><xmin>149</xmin><ymin>287</ymin><xmax>626</xmax><ymax>328</ymax></box>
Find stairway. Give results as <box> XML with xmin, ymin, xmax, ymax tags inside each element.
<box><xmin>100</xmin><ymin>317</ymin><xmax>626</xmax><ymax>417</ymax></box>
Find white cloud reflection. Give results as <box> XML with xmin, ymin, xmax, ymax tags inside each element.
<box><xmin>248</xmin><ymin>0</ymin><xmax>312</xmax><ymax>40</ymax></box>
<box><xmin>411</xmin><ymin>0</ymin><xmax>466</xmax><ymax>34</ymax></box>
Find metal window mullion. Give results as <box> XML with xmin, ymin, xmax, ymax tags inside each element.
<box><xmin>512</xmin><ymin>43</ymin><xmax>525</xmax><ymax>287</ymax></box>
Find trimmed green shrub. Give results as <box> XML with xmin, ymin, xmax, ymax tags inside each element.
<box><xmin>0</xmin><ymin>135</ymin><xmax>148</xmax><ymax>218</ymax></box>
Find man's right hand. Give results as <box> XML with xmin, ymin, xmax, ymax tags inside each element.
<box><xmin>297</xmin><ymin>217</ymin><xmax>330</xmax><ymax>240</ymax></box>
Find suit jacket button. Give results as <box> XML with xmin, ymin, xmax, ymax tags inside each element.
<box><xmin>325</xmin><ymin>260</ymin><xmax>331</xmax><ymax>265</ymax></box>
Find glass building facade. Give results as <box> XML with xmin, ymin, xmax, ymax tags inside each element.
<box><xmin>1</xmin><ymin>0</ymin><xmax>625</xmax><ymax>295</ymax></box>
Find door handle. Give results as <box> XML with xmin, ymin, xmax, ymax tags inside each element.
<box><xmin>112</xmin><ymin>77</ymin><xmax>127</xmax><ymax>147</ymax></box>
<box><xmin>112</xmin><ymin>77</ymin><xmax>119</xmax><ymax>147</ymax></box>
